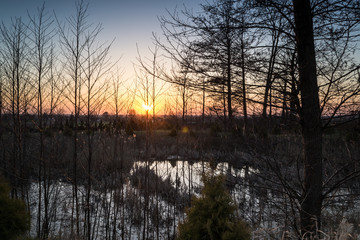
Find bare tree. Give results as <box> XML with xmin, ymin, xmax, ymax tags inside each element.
<box><xmin>56</xmin><ymin>0</ymin><xmax>89</xmax><ymax>235</ymax></box>
<box><xmin>158</xmin><ymin>0</ymin><xmax>262</xmax><ymax>130</ymax></box>
<box><xmin>0</xmin><ymin>17</ymin><xmax>29</xmax><ymax>199</ymax></box>
<box><xmin>28</xmin><ymin>3</ymin><xmax>54</xmax><ymax>238</ymax></box>
<box><xmin>81</xmin><ymin>20</ymin><xmax>113</xmax><ymax>240</ymax></box>
<box><xmin>253</xmin><ymin>0</ymin><xmax>360</xmax><ymax>237</ymax></box>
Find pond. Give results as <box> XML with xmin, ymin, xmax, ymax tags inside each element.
<box><xmin>28</xmin><ymin>158</ymin><xmax>254</xmax><ymax>239</ymax></box>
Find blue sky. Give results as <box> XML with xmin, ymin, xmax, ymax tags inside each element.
<box><xmin>0</xmin><ymin>0</ymin><xmax>203</xmax><ymax>79</ymax></box>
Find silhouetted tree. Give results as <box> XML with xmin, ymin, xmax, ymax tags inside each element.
<box><xmin>82</xmin><ymin>17</ymin><xmax>113</xmax><ymax>240</ymax></box>
<box><xmin>158</xmin><ymin>0</ymin><xmax>254</xmax><ymax>127</ymax></box>
<box><xmin>56</xmin><ymin>0</ymin><xmax>89</xmax><ymax>235</ymax></box>
<box><xmin>292</xmin><ymin>1</ymin><xmax>323</xmax><ymax>236</ymax></box>
<box><xmin>28</xmin><ymin>3</ymin><xmax>54</xmax><ymax>238</ymax></box>
<box><xmin>253</xmin><ymin>0</ymin><xmax>360</xmax><ymax>237</ymax></box>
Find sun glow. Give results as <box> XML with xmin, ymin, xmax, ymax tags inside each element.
<box><xmin>142</xmin><ymin>104</ymin><xmax>153</xmax><ymax>112</ymax></box>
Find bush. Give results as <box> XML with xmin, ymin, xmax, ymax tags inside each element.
<box><xmin>177</xmin><ymin>174</ymin><xmax>251</xmax><ymax>240</ymax></box>
<box><xmin>0</xmin><ymin>177</ymin><xmax>30</xmax><ymax>239</ymax></box>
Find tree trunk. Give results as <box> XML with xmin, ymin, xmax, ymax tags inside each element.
<box><xmin>226</xmin><ymin>36</ymin><xmax>232</xmax><ymax>128</ymax></box>
<box><xmin>202</xmin><ymin>79</ymin><xmax>206</xmax><ymax>126</ymax></box>
<box><xmin>289</xmin><ymin>51</ymin><xmax>299</xmax><ymax>120</ymax></box>
<box><xmin>240</xmin><ymin>40</ymin><xmax>247</xmax><ymax>132</ymax></box>
<box><xmin>262</xmin><ymin>26</ymin><xmax>279</xmax><ymax>118</ymax></box>
<box><xmin>293</xmin><ymin>0</ymin><xmax>323</xmax><ymax>237</ymax></box>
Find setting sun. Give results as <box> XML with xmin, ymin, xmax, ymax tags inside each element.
<box><xmin>142</xmin><ymin>104</ymin><xmax>153</xmax><ymax>112</ymax></box>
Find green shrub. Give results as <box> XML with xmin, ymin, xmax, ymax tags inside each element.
<box><xmin>177</xmin><ymin>174</ymin><xmax>251</xmax><ymax>240</ymax></box>
<box><xmin>0</xmin><ymin>178</ymin><xmax>30</xmax><ymax>240</ymax></box>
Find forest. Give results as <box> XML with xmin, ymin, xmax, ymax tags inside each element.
<box><xmin>0</xmin><ymin>0</ymin><xmax>360</xmax><ymax>239</ymax></box>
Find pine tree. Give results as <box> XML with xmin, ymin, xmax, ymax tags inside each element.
<box><xmin>0</xmin><ymin>177</ymin><xmax>30</xmax><ymax>240</ymax></box>
<box><xmin>177</xmin><ymin>173</ymin><xmax>251</xmax><ymax>240</ymax></box>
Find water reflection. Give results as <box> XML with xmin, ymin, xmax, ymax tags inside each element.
<box><xmin>131</xmin><ymin>159</ymin><xmax>251</xmax><ymax>192</ymax></box>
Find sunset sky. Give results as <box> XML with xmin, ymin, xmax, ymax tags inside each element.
<box><xmin>0</xmin><ymin>0</ymin><xmax>203</xmax><ymax>76</ymax></box>
<box><xmin>0</xmin><ymin>0</ymin><xmax>204</xmax><ymax>114</ymax></box>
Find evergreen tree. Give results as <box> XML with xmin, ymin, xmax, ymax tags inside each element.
<box><xmin>177</xmin><ymin>174</ymin><xmax>250</xmax><ymax>240</ymax></box>
<box><xmin>0</xmin><ymin>177</ymin><xmax>30</xmax><ymax>240</ymax></box>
